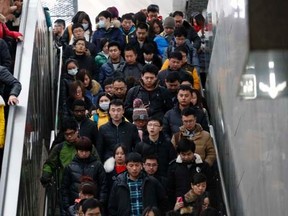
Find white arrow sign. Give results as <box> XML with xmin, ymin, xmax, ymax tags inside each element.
<box><xmin>259</xmin><ymin>72</ymin><xmax>286</xmax><ymax>99</ymax></box>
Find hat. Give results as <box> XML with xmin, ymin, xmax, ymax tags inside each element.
<box><xmin>133</xmin><ymin>107</ymin><xmax>148</xmax><ymax>121</ymax></box>
<box><xmin>107</xmin><ymin>6</ymin><xmax>119</xmax><ymax>18</ymax></box>
<box><xmin>163</xmin><ymin>16</ymin><xmax>175</xmax><ymax>28</ymax></box>
<box><xmin>75</xmin><ymin>136</ymin><xmax>93</xmax><ymax>151</ymax></box>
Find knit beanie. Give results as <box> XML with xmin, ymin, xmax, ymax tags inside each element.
<box><xmin>132</xmin><ymin>98</ymin><xmax>148</xmax><ymax>121</ymax></box>
<box><xmin>107</xmin><ymin>6</ymin><xmax>119</xmax><ymax>19</ymax></box>
<box><xmin>163</xmin><ymin>16</ymin><xmax>175</xmax><ymax>28</ymax></box>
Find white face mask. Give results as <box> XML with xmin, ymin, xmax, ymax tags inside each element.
<box><xmin>82</xmin><ymin>23</ymin><xmax>89</xmax><ymax>31</ymax></box>
<box><xmin>67</xmin><ymin>68</ymin><xmax>78</xmax><ymax>76</ymax></box>
<box><xmin>98</xmin><ymin>20</ymin><xmax>106</xmax><ymax>28</ymax></box>
<box><xmin>99</xmin><ymin>101</ymin><xmax>110</xmax><ymax>111</ymax></box>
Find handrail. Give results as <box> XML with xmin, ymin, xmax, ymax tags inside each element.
<box><xmin>209</xmin><ymin>125</ymin><xmax>231</xmax><ymax>216</ymax></box>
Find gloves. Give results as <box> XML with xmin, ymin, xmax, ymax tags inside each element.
<box><xmin>40</xmin><ymin>172</ymin><xmax>53</xmax><ymax>188</ymax></box>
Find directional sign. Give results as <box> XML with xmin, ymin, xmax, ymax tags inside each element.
<box><xmin>259</xmin><ymin>72</ymin><xmax>287</xmax><ymax>99</ymax></box>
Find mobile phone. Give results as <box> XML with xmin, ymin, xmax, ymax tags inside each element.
<box><xmin>177</xmin><ymin>196</ymin><xmax>183</xmax><ymax>202</ymax></box>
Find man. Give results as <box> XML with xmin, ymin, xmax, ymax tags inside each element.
<box><xmin>111</xmin><ymin>77</ymin><xmax>128</xmax><ymax>101</ymax></box>
<box><xmin>158</xmin><ymin>51</ymin><xmax>191</xmax><ymax>86</ymax></box>
<box><xmin>108</xmin><ymin>152</ymin><xmax>168</xmax><ymax>215</ymax></box>
<box><xmin>172</xmin><ymin>107</ymin><xmax>215</xmax><ymax>167</ymax></box>
<box><xmin>167</xmin><ymin>138</ymin><xmax>210</xmax><ymax>208</ymax></box>
<box><xmin>53</xmin><ymin>19</ymin><xmax>65</xmax><ymax>47</ymax></box>
<box><xmin>82</xmin><ymin>198</ymin><xmax>102</xmax><ymax>216</ymax></box>
<box><xmin>120</xmin><ymin>13</ymin><xmax>136</xmax><ymax>45</ymax></box>
<box><xmin>142</xmin><ymin>42</ymin><xmax>162</xmax><ymax>70</ymax></box>
<box><xmin>165</xmin><ymin>72</ymin><xmax>181</xmax><ymax>106</ymax></box>
<box><xmin>135</xmin><ymin>117</ymin><xmax>177</xmax><ymax>177</ymax></box>
<box><xmin>172</xmin><ymin>11</ymin><xmax>201</xmax><ymax>50</ymax></box>
<box><xmin>99</xmin><ymin>41</ymin><xmax>125</xmax><ymax>86</ymax></box>
<box><xmin>163</xmin><ymin>85</ymin><xmax>209</xmax><ymax>142</ymax></box>
<box><xmin>62</xmin><ymin>23</ymin><xmax>97</xmax><ymax>61</ymax></box>
<box><xmin>97</xmin><ymin>99</ymin><xmax>140</xmax><ymax>162</ymax></box>
<box><xmin>128</xmin><ymin>22</ymin><xmax>157</xmax><ymax>65</ymax></box>
<box><xmin>146</xmin><ymin>4</ymin><xmax>161</xmax><ymax>22</ymax></box>
<box><xmin>125</xmin><ymin>64</ymin><xmax>173</xmax><ymax>120</ymax></box>
<box><xmin>72</xmin><ymin>100</ymin><xmax>98</xmax><ymax>147</ymax></box>
<box><xmin>154</xmin><ymin>16</ymin><xmax>175</xmax><ymax>58</ymax></box>
<box><xmin>93</xmin><ymin>10</ymin><xmax>124</xmax><ymax>53</ymax></box>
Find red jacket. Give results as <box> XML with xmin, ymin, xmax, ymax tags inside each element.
<box><xmin>0</xmin><ymin>22</ymin><xmax>22</xmax><ymax>39</ymax></box>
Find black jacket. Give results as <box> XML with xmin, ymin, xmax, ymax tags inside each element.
<box><xmin>61</xmin><ymin>155</ymin><xmax>108</xmax><ymax>210</ymax></box>
<box><xmin>135</xmin><ymin>132</ymin><xmax>177</xmax><ymax>177</ymax></box>
<box><xmin>108</xmin><ymin>171</ymin><xmax>168</xmax><ymax>216</ymax></box>
<box><xmin>182</xmin><ymin>20</ymin><xmax>201</xmax><ymax>50</ymax></box>
<box><xmin>0</xmin><ymin>39</ymin><xmax>12</xmax><ymax>70</ymax></box>
<box><xmin>0</xmin><ymin>66</ymin><xmax>21</xmax><ymax>97</ymax></box>
<box><xmin>97</xmin><ymin>119</ymin><xmax>140</xmax><ymax>162</ymax></box>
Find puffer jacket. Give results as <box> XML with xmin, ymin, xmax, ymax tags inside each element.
<box><xmin>85</xmin><ymin>79</ymin><xmax>102</xmax><ymax>105</ymax></box>
<box><xmin>99</xmin><ymin>57</ymin><xmax>125</xmax><ymax>86</ymax></box>
<box><xmin>0</xmin><ymin>39</ymin><xmax>12</xmax><ymax>69</ymax></box>
<box><xmin>172</xmin><ymin>123</ymin><xmax>216</xmax><ymax>166</ymax></box>
<box><xmin>0</xmin><ymin>66</ymin><xmax>22</xmax><ymax>97</ymax></box>
<box><xmin>108</xmin><ymin>171</ymin><xmax>168</xmax><ymax>216</ymax></box>
<box><xmin>120</xmin><ymin>25</ymin><xmax>136</xmax><ymax>44</ymax></box>
<box><xmin>61</xmin><ymin>155</ymin><xmax>108</xmax><ymax>210</ymax></box>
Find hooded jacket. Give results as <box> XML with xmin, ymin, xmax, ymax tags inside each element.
<box><xmin>99</xmin><ymin>57</ymin><xmax>125</xmax><ymax>86</ymax></box>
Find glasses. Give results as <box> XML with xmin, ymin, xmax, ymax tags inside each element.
<box><xmin>144</xmin><ymin>163</ymin><xmax>158</xmax><ymax>167</ymax></box>
<box><xmin>147</xmin><ymin>123</ymin><xmax>161</xmax><ymax>127</ymax></box>
<box><xmin>183</xmin><ymin>120</ymin><xmax>195</xmax><ymax>124</ymax></box>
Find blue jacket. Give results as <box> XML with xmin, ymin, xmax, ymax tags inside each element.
<box><xmin>99</xmin><ymin>57</ymin><xmax>125</xmax><ymax>86</ymax></box>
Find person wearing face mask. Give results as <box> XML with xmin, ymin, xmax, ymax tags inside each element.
<box><xmin>92</xmin><ymin>10</ymin><xmax>124</xmax><ymax>54</ymax></box>
<box><xmin>90</xmin><ymin>92</ymin><xmax>112</xmax><ymax>128</ymax></box>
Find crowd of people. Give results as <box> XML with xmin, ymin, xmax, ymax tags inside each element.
<box><xmin>41</xmin><ymin>3</ymin><xmax>219</xmax><ymax>216</ymax></box>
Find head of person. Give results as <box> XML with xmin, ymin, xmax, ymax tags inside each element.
<box><xmin>134</xmin><ymin>11</ymin><xmax>147</xmax><ymax>26</ymax></box>
<box><xmin>141</xmin><ymin>64</ymin><xmax>158</xmax><ymax>89</ymax></box>
<box><xmin>108</xmin><ymin>41</ymin><xmax>121</xmax><ymax>61</ymax></box>
<box><xmin>62</xmin><ymin>118</ymin><xmax>79</xmax><ymax>143</ymax></box>
<box><xmin>181</xmin><ymin>107</ymin><xmax>197</xmax><ymax>131</ymax></box>
<box><xmin>106</xmin><ymin>6</ymin><xmax>119</xmax><ymax>20</ymax></box>
<box><xmin>108</xmin><ymin>99</ymin><xmax>125</xmax><ymax>122</ymax></box>
<box><xmin>112</xmin><ymin>77</ymin><xmax>127</xmax><ymax>99</ymax></box>
<box><xmin>72</xmin><ymin>99</ymin><xmax>87</xmax><ymax>122</ymax></box>
<box><xmin>172</xmin><ymin>11</ymin><xmax>184</xmax><ymax>28</ymax></box>
<box><xmin>177</xmin><ymin>85</ymin><xmax>193</xmax><ymax>108</ymax></box>
<box><xmin>65</xmin><ymin>58</ymin><xmax>79</xmax><ymax>76</ymax></box>
<box><xmin>97</xmin><ymin>10</ymin><xmax>112</xmax><ymax>29</ymax></box>
<box><xmin>96</xmin><ymin>92</ymin><xmax>112</xmax><ymax>112</ymax></box>
<box><xmin>124</xmin><ymin>45</ymin><xmax>137</xmax><ymax>65</ymax></box>
<box><xmin>190</xmin><ymin>89</ymin><xmax>202</xmax><ymax>107</ymax></box>
<box><xmin>201</xmin><ymin>192</ymin><xmax>211</xmax><ymax>211</ymax></box>
<box><xmin>113</xmin><ymin>144</ymin><xmax>127</xmax><ymax>165</ymax></box>
<box><xmin>125</xmin><ymin>152</ymin><xmax>143</xmax><ymax>180</ymax></box>
<box><xmin>177</xmin><ymin>138</ymin><xmax>196</xmax><ymax>163</ymax></box>
<box><xmin>103</xmin><ymin>77</ymin><xmax>114</xmax><ymax>95</ymax></box>
<box><xmin>143</xmin><ymin>43</ymin><xmax>156</xmax><ymax>62</ymax></box>
<box><xmin>175</xmin><ymin>45</ymin><xmax>189</xmax><ymax>65</ymax></box>
<box><xmin>174</xmin><ymin>27</ymin><xmax>187</xmax><ymax>47</ymax></box>
<box><xmin>136</xmin><ymin>22</ymin><xmax>149</xmax><ymax>42</ymax></box>
<box><xmin>143</xmin><ymin>155</ymin><xmax>159</xmax><ymax>176</ymax></box>
<box><xmin>142</xmin><ymin>206</ymin><xmax>161</xmax><ymax>216</ymax></box>
<box><xmin>146</xmin><ymin>117</ymin><xmax>162</xmax><ymax>137</ymax></box>
<box><xmin>73</xmin><ymin>38</ymin><xmax>87</xmax><ymax>55</ymax></box>
<box><xmin>163</xmin><ymin>16</ymin><xmax>175</xmax><ymax>35</ymax></box>
<box><xmin>76</xmin><ymin>198</ymin><xmax>86</xmax><ymax>216</ymax></box>
<box><xmin>190</xmin><ymin>12</ymin><xmax>205</xmax><ymax>31</ymax></box>
<box><xmin>75</xmin><ymin>136</ymin><xmax>93</xmax><ymax>159</ymax></box>
<box><xmin>79</xmin><ymin>176</ymin><xmax>97</xmax><ymax>199</ymax></box>
<box><xmin>76</xmin><ymin>69</ymin><xmax>93</xmax><ymax>89</ymax></box>
<box><xmin>69</xmin><ymin>80</ymin><xmax>85</xmax><ymax>100</ymax></box>
<box><xmin>82</xmin><ymin>198</ymin><xmax>102</xmax><ymax>216</ymax></box>
<box><xmin>121</xmin><ymin>13</ymin><xmax>134</xmax><ymax>32</ymax></box>
<box><xmin>149</xmin><ymin>18</ymin><xmax>163</xmax><ymax>36</ymax></box>
<box><xmin>180</xmin><ymin>73</ymin><xmax>194</xmax><ymax>88</ymax></box>
<box><xmin>165</xmin><ymin>72</ymin><xmax>181</xmax><ymax>93</ymax></box>
<box><xmin>54</xmin><ymin>19</ymin><xmax>65</xmax><ymax>35</ymax></box>
<box><xmin>77</xmin><ymin>12</ymin><xmax>92</xmax><ymax>32</ymax></box>
<box><xmin>168</xmin><ymin>51</ymin><xmax>182</xmax><ymax>71</ymax></box>
<box><xmin>100</xmin><ymin>38</ymin><xmax>109</xmax><ymax>55</ymax></box>
<box><xmin>72</xmin><ymin>23</ymin><xmax>85</xmax><ymax>39</ymax></box>
<box><xmin>191</xmin><ymin>173</ymin><xmax>207</xmax><ymax>196</ymax></box>
<box><xmin>147</xmin><ymin>4</ymin><xmax>159</xmax><ymax>21</ymax></box>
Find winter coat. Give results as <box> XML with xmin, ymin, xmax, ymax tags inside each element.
<box><xmin>162</xmin><ymin>104</ymin><xmax>209</xmax><ymax>142</ymax></box>
<box><xmin>125</xmin><ymin>80</ymin><xmax>173</xmax><ymax>120</ymax></box>
<box><xmin>117</xmin><ymin>62</ymin><xmax>143</xmax><ymax>81</ymax></box>
<box><xmin>99</xmin><ymin>57</ymin><xmax>125</xmax><ymax>86</ymax></box>
<box><xmin>108</xmin><ymin>171</ymin><xmax>168</xmax><ymax>216</ymax></box>
<box><xmin>62</xmin><ymin>41</ymin><xmax>97</xmax><ymax>61</ymax></box>
<box><xmin>120</xmin><ymin>26</ymin><xmax>137</xmax><ymax>44</ymax></box>
<box><xmin>135</xmin><ymin>133</ymin><xmax>177</xmax><ymax>177</ymax></box>
<box><xmin>90</xmin><ymin>108</ymin><xmax>109</xmax><ymax>129</ymax></box>
<box><xmin>85</xmin><ymin>80</ymin><xmax>102</xmax><ymax>105</ymax></box>
<box><xmin>92</xmin><ymin>26</ymin><xmax>124</xmax><ymax>53</ymax></box>
<box><xmin>154</xmin><ymin>32</ymin><xmax>174</xmax><ymax>58</ymax></box>
<box><xmin>95</xmin><ymin>51</ymin><xmax>108</xmax><ymax>69</ymax></box>
<box><xmin>61</xmin><ymin>155</ymin><xmax>107</xmax><ymax>210</ymax></box>
<box><xmin>97</xmin><ymin>118</ymin><xmax>140</xmax><ymax>162</ymax></box>
<box><xmin>0</xmin><ymin>20</ymin><xmax>22</xmax><ymax>39</ymax></box>
<box><xmin>172</xmin><ymin>123</ymin><xmax>216</xmax><ymax>166</ymax></box>
<box><xmin>0</xmin><ymin>39</ymin><xmax>12</xmax><ymax>69</ymax></box>
<box><xmin>0</xmin><ymin>66</ymin><xmax>21</xmax><ymax>97</ymax></box>
<box><xmin>59</xmin><ymin>73</ymin><xmax>75</xmax><ymax>116</ymax></box>
<box><xmin>183</xmin><ymin>20</ymin><xmax>201</xmax><ymax>50</ymax></box>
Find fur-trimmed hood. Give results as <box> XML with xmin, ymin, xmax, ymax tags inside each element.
<box><xmin>90</xmin><ymin>80</ymin><xmax>101</xmax><ymax>95</ymax></box>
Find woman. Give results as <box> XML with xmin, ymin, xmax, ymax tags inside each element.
<box><xmin>142</xmin><ymin>206</ymin><xmax>161</xmax><ymax>216</ymax></box>
<box><xmin>76</xmin><ymin>69</ymin><xmax>102</xmax><ymax>106</ymax></box>
<box><xmin>148</xmin><ymin>19</ymin><xmax>163</xmax><ymax>40</ymax></box>
<box><xmin>95</xmin><ymin>38</ymin><xmax>109</xmax><ymax>70</ymax></box>
<box><xmin>90</xmin><ymin>92</ymin><xmax>112</xmax><ymax>128</ymax></box>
